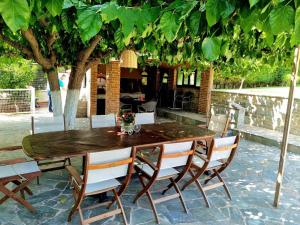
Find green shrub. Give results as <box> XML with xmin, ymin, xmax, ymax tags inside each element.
<box><xmin>0</xmin><ymin>56</ymin><xmax>39</xmax><ymax>89</ymax></box>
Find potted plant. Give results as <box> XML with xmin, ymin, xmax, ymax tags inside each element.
<box><xmin>119</xmin><ymin>111</ymin><xmax>135</xmax><ymax>135</ymax></box>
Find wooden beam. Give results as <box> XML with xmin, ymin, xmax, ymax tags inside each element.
<box><xmin>274</xmin><ymin>46</ymin><xmax>300</xmax><ymax>207</ymax></box>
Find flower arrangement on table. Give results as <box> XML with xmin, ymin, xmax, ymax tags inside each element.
<box><xmin>119</xmin><ymin>111</ymin><xmax>135</xmax><ymax>135</ymax></box>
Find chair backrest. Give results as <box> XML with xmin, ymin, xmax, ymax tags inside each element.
<box><xmin>208</xmin><ymin>114</ymin><xmax>230</xmax><ymax>137</ymax></box>
<box><xmin>90</xmin><ymin>114</ymin><xmax>116</xmax><ymax>128</ymax></box>
<box><xmin>209</xmin><ymin>135</ymin><xmax>239</xmax><ymax>162</ymax></box>
<box><xmin>85</xmin><ymin>147</ymin><xmax>134</xmax><ymax>184</ymax></box>
<box><xmin>31</xmin><ymin>115</ymin><xmax>65</xmax><ymax>134</ymax></box>
<box><xmin>141</xmin><ymin>101</ymin><xmax>157</xmax><ymax>112</ymax></box>
<box><xmin>135</xmin><ymin>112</ymin><xmax>155</xmax><ymax>125</ymax></box>
<box><xmin>160</xmin><ymin>141</ymin><xmax>195</xmax><ymax>169</ymax></box>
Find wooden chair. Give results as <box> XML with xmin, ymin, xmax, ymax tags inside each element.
<box><xmin>134</xmin><ymin>141</ymin><xmax>196</xmax><ymax>224</ymax></box>
<box><xmin>135</xmin><ymin>112</ymin><xmax>155</xmax><ymax>125</ymax></box>
<box><xmin>197</xmin><ymin>114</ymin><xmax>231</xmax><ymax>154</ymax></box>
<box><xmin>138</xmin><ymin>100</ymin><xmax>157</xmax><ymax>114</ymax></box>
<box><xmin>31</xmin><ymin>115</ymin><xmax>71</xmax><ymax>184</ymax></box>
<box><xmin>90</xmin><ymin>114</ymin><xmax>116</xmax><ymax>128</ymax></box>
<box><xmin>207</xmin><ymin>114</ymin><xmax>231</xmax><ymax>137</ymax></box>
<box><xmin>182</xmin><ymin>135</ymin><xmax>240</xmax><ymax>208</ymax></box>
<box><xmin>0</xmin><ymin>158</ymin><xmax>41</xmax><ymax>212</ymax></box>
<box><xmin>66</xmin><ymin>147</ymin><xmax>136</xmax><ymax>225</ymax></box>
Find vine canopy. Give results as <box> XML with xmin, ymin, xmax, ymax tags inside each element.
<box><xmin>0</xmin><ymin>0</ymin><xmax>299</xmax><ymax>66</ymax></box>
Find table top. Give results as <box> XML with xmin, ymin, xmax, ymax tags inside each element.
<box><xmin>22</xmin><ymin>122</ymin><xmax>215</xmax><ymax>160</ymax></box>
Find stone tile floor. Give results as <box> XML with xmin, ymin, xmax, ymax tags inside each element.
<box><xmin>1</xmin><ymin>140</ymin><xmax>300</xmax><ymax>225</ymax></box>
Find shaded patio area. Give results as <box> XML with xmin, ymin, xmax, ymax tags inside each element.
<box><xmin>1</xmin><ymin>140</ymin><xmax>299</xmax><ymax>225</ymax></box>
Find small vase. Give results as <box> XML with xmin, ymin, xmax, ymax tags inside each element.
<box><xmin>121</xmin><ymin>122</ymin><xmax>134</xmax><ymax>135</ymax></box>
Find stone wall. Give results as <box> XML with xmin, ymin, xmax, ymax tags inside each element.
<box><xmin>211</xmin><ymin>90</ymin><xmax>300</xmax><ymax>135</ymax></box>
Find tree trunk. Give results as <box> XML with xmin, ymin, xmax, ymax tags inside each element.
<box><xmin>239</xmin><ymin>78</ymin><xmax>245</xmax><ymax>89</ymax></box>
<box><xmin>64</xmin><ymin>66</ymin><xmax>86</xmax><ymax>130</ymax></box>
<box><xmin>47</xmin><ymin>69</ymin><xmax>62</xmax><ymax>116</ymax></box>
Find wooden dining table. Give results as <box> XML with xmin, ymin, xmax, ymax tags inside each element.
<box><xmin>22</xmin><ymin>122</ymin><xmax>215</xmax><ymax>160</ymax></box>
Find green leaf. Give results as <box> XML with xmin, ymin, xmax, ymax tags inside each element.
<box><xmin>187</xmin><ymin>11</ymin><xmax>201</xmax><ymax>36</ymax></box>
<box><xmin>0</xmin><ymin>0</ymin><xmax>30</xmax><ymax>32</ymax></box>
<box><xmin>100</xmin><ymin>2</ymin><xmax>119</xmax><ymax>23</ymax></box>
<box><xmin>201</xmin><ymin>37</ymin><xmax>221</xmax><ymax>61</ymax></box>
<box><xmin>45</xmin><ymin>0</ymin><xmax>64</xmax><ymax>17</ymax></box>
<box><xmin>159</xmin><ymin>12</ymin><xmax>182</xmax><ymax>42</ymax></box>
<box><xmin>239</xmin><ymin>8</ymin><xmax>259</xmax><ymax>32</ymax></box>
<box><xmin>206</xmin><ymin>0</ymin><xmax>218</xmax><ymax>26</ymax></box>
<box><xmin>76</xmin><ymin>6</ymin><xmax>102</xmax><ymax>42</ymax></box>
<box><xmin>269</xmin><ymin>5</ymin><xmax>295</xmax><ymax>35</ymax></box>
<box><xmin>114</xmin><ymin>29</ymin><xmax>125</xmax><ymax>50</ymax></box>
<box><xmin>63</xmin><ymin>0</ymin><xmax>75</xmax><ymax>9</ymax></box>
<box><xmin>295</xmin><ymin>7</ymin><xmax>300</xmax><ymax>44</ymax></box>
<box><xmin>61</xmin><ymin>11</ymin><xmax>73</xmax><ymax>33</ymax></box>
<box><xmin>249</xmin><ymin>0</ymin><xmax>260</xmax><ymax>8</ymax></box>
<box><xmin>117</xmin><ymin>8</ymin><xmax>137</xmax><ymax>45</ymax></box>
<box><xmin>206</xmin><ymin>0</ymin><xmax>235</xmax><ymax>27</ymax></box>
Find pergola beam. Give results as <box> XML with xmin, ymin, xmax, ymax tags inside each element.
<box><xmin>274</xmin><ymin>46</ymin><xmax>300</xmax><ymax>207</ymax></box>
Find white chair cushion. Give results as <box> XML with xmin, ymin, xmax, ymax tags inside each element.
<box><xmin>85</xmin><ymin>178</ymin><xmax>121</xmax><ymax>194</ymax></box>
<box><xmin>193</xmin><ymin>155</ymin><xmax>223</xmax><ymax>169</ymax></box>
<box><xmin>136</xmin><ymin>164</ymin><xmax>179</xmax><ymax>178</ymax></box>
<box><xmin>0</xmin><ymin>161</ymin><xmax>40</xmax><ymax>179</ymax></box>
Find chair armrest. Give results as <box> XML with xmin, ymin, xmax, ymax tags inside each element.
<box><xmin>0</xmin><ymin>158</ymin><xmax>27</xmax><ymax>165</ymax></box>
<box><xmin>136</xmin><ymin>155</ymin><xmax>158</xmax><ymax>171</ymax></box>
<box><xmin>66</xmin><ymin>165</ymin><xmax>83</xmax><ymax>185</ymax></box>
<box><xmin>0</xmin><ymin>146</ymin><xmax>23</xmax><ymax>152</ymax></box>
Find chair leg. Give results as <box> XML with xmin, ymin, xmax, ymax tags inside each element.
<box><xmin>189</xmin><ymin>170</ymin><xmax>210</xmax><ymax>208</ymax></box>
<box><xmin>112</xmin><ymin>189</ymin><xmax>128</xmax><ymax>225</ymax></box>
<box><xmin>0</xmin><ymin>182</ymin><xmax>35</xmax><ymax>212</ymax></box>
<box><xmin>68</xmin><ymin>194</ymin><xmax>82</xmax><ymax>222</ymax></box>
<box><xmin>12</xmin><ymin>180</ymin><xmax>33</xmax><ymax>195</ymax></box>
<box><xmin>36</xmin><ymin>161</ymin><xmax>40</xmax><ymax>185</ymax></box>
<box><xmin>181</xmin><ymin>169</ymin><xmax>201</xmax><ymax>191</ymax></box>
<box><xmin>204</xmin><ymin>166</ymin><xmax>226</xmax><ymax>185</ymax></box>
<box><xmin>213</xmin><ymin>169</ymin><xmax>232</xmax><ymax>200</ymax></box>
<box><xmin>0</xmin><ymin>179</ymin><xmax>32</xmax><ymax>205</ymax></box>
<box><xmin>136</xmin><ymin>175</ymin><xmax>159</xmax><ymax>224</ymax></box>
<box><xmin>170</xmin><ymin>178</ymin><xmax>188</xmax><ymax>214</ymax></box>
<box><xmin>78</xmin><ymin>206</ymin><xmax>84</xmax><ymax>225</ymax></box>
<box><xmin>133</xmin><ymin>174</ymin><xmax>155</xmax><ymax>204</ymax></box>
<box><xmin>194</xmin><ymin>179</ymin><xmax>210</xmax><ymax>208</ymax></box>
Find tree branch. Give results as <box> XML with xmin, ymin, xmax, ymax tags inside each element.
<box><xmin>0</xmin><ymin>32</ymin><xmax>33</xmax><ymax>59</ymax></box>
<box><xmin>47</xmin><ymin>32</ymin><xmax>59</xmax><ymax>65</ymax></box>
<box><xmin>85</xmin><ymin>58</ymin><xmax>100</xmax><ymax>71</ymax></box>
<box><xmin>21</xmin><ymin>29</ymin><xmax>52</xmax><ymax>69</ymax></box>
<box><xmin>78</xmin><ymin>35</ymin><xmax>102</xmax><ymax>64</ymax></box>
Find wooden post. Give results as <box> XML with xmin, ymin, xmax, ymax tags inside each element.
<box><xmin>274</xmin><ymin>46</ymin><xmax>300</xmax><ymax>207</ymax></box>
